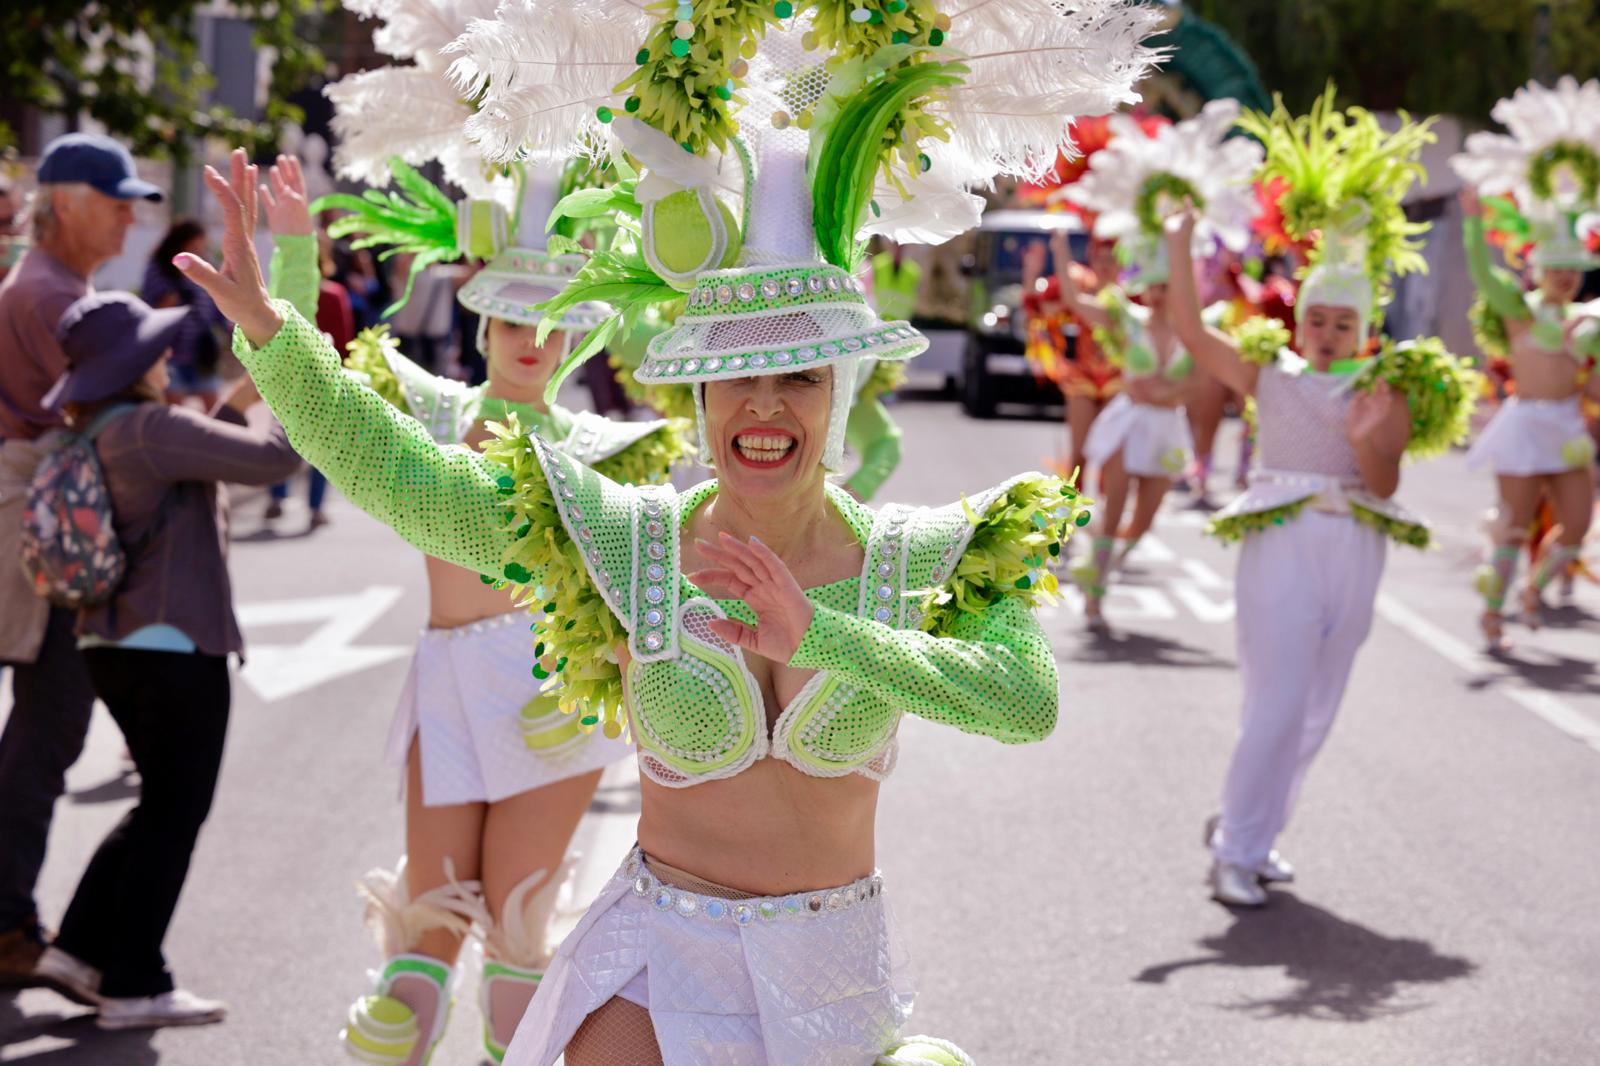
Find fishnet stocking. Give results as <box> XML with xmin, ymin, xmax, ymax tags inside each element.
<box><xmin>564</xmin><ymin>996</ymin><xmax>665</xmax><ymax>1066</ymax></box>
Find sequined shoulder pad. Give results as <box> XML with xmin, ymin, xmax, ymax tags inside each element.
<box><xmin>558</xmin><ymin>409</ymin><xmax>674</xmax><ymax>466</ymax></box>
<box><xmin>887</xmin><ymin>474</ymin><xmax>1039</xmax><ymax>625</ymax></box>
<box><xmin>384</xmin><ymin>344</ymin><xmax>484</xmax><ymax>444</ymax></box>
<box><xmin>526</xmin><ymin>432</ymin><xmax>679</xmax><ymax>652</ymax></box>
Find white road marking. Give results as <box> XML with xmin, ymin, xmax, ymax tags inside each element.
<box><xmin>1168</xmin><ymin>578</ymin><xmax>1235</xmax><ymax>624</ymax></box>
<box><xmin>1374</xmin><ymin>593</ymin><xmax>1600</xmax><ymax>756</ymax></box>
<box><xmin>237</xmin><ymin>585</ymin><xmax>413</xmax><ymax>702</ymax></box>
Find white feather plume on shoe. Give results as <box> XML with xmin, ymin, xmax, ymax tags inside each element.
<box><xmin>356</xmin><ymin>857</ymin><xmax>490</xmax><ymax>959</ymax></box>
<box><xmin>479</xmin><ymin>858</ymin><xmax>579</xmax><ymax>970</ymax></box>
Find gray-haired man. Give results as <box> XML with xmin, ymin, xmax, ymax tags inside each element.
<box><xmin>0</xmin><ymin>133</ymin><xmax>162</xmax><ymax>985</ymax></box>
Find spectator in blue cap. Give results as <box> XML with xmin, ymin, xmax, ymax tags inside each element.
<box><xmin>0</xmin><ymin>132</ymin><xmax>163</xmax><ymax>990</ymax></box>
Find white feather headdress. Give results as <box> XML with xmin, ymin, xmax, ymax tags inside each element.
<box><xmin>325</xmin><ymin>0</ymin><xmax>512</xmax><ymax>203</ymax></box>
<box><xmin>1064</xmin><ymin>98</ymin><xmax>1263</xmax><ymax>255</ymax></box>
<box><xmin>1451</xmin><ymin>75</ymin><xmax>1600</xmax><ymax>215</ymax></box>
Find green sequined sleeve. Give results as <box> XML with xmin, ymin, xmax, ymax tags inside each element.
<box><xmin>843</xmin><ymin>398</ymin><xmax>902</xmax><ymax>501</ymax></box>
<box><xmin>233</xmin><ymin>300</ymin><xmax>512</xmax><ymax>576</ymax></box>
<box><xmin>789</xmin><ymin>595</ymin><xmax>1058</xmax><ymax>744</ymax></box>
<box><xmin>1463</xmin><ymin>216</ymin><xmax>1528</xmax><ymax>323</ymax></box>
<box><xmin>267</xmin><ymin>234</ymin><xmax>321</xmax><ymax>325</ymax></box>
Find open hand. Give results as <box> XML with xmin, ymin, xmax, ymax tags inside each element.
<box><xmin>1346</xmin><ymin>379</ymin><xmax>1407</xmax><ymax>455</ymax></box>
<box><xmin>687</xmin><ymin>533</ymin><xmax>815</xmax><ymax>663</ymax></box>
<box><xmin>1021</xmin><ymin>239</ymin><xmax>1047</xmax><ymax>288</ymax></box>
<box><xmin>1163</xmin><ymin>198</ymin><xmax>1198</xmax><ymax>246</ymax></box>
<box><xmin>259</xmin><ymin>154</ymin><xmax>313</xmax><ymax>237</ymax></box>
<box><xmin>174</xmin><ymin>148</ymin><xmax>282</xmax><ymax>348</ymax></box>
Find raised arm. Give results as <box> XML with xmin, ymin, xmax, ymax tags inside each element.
<box><xmin>1459</xmin><ymin>186</ymin><xmax>1529</xmax><ymax>322</ymax></box>
<box><xmin>176</xmin><ymin>149</ymin><xmax>516</xmax><ymax>578</ymax></box>
<box><xmin>843</xmin><ymin>396</ymin><xmax>903</xmax><ymax>501</ymax></box>
<box><xmin>1163</xmin><ymin>207</ymin><xmax>1260</xmax><ymax>395</ymax></box>
<box><xmin>260</xmin><ymin>154</ymin><xmax>321</xmax><ymax>324</ymax></box>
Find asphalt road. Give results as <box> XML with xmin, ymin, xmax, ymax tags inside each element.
<box><xmin>4</xmin><ymin>391</ymin><xmax>1599</xmax><ymax>1065</ymax></box>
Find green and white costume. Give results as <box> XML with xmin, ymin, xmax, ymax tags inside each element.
<box><xmin>1451</xmin><ymin>76</ymin><xmax>1600</xmax><ymax>478</ymax></box>
<box><xmin>272</xmin><ymin>0</ymin><xmax>1160</xmax><ymax>1062</ymax></box>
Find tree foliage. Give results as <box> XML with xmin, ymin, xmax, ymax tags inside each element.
<box><xmin>1183</xmin><ymin>0</ymin><xmax>1600</xmax><ymax>121</ymax></box>
<box><xmin>0</xmin><ymin>1</ymin><xmax>332</xmax><ymax>161</ymax></box>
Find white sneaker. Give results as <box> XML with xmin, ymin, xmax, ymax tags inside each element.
<box><xmin>1210</xmin><ymin>861</ymin><xmax>1268</xmax><ymax>907</ymax></box>
<box><xmin>33</xmin><ymin>946</ymin><xmax>102</xmax><ymax>1006</ymax></box>
<box><xmin>1258</xmin><ymin>850</ymin><xmax>1296</xmax><ymax>884</ymax></box>
<box><xmin>96</xmin><ymin>988</ymin><xmax>228</xmax><ymax>1030</ymax></box>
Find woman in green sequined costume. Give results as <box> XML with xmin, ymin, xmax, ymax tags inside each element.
<box><xmin>180</xmin><ymin>0</ymin><xmax>1163</xmax><ymax>1058</ymax></box>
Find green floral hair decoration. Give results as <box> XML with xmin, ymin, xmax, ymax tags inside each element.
<box><xmin>1527</xmin><ymin>140</ymin><xmax>1600</xmax><ymax>204</ymax></box>
<box><xmin>612</xmin><ymin>0</ymin><xmax>781</xmax><ymax>156</ymax></box>
<box><xmin>312</xmin><ymin>158</ymin><xmax>460</xmax><ymax>317</ymax></box>
<box><xmin>810</xmin><ymin>55</ymin><xmax>965</xmax><ymax>269</ymax></box>
<box><xmin>1237</xmin><ymin>84</ymin><xmax>1435</xmax><ymax>301</ymax></box>
<box><xmin>1135</xmin><ymin>173</ymin><xmax>1205</xmax><ymax>237</ymax></box>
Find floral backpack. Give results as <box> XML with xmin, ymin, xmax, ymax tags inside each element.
<box><xmin>20</xmin><ymin>405</ymin><xmax>147</xmax><ymax>608</ymax></box>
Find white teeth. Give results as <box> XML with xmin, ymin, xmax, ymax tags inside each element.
<box><xmin>734</xmin><ymin>433</ymin><xmax>795</xmax><ymax>463</ymax></box>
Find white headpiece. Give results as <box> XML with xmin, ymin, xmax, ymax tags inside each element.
<box><xmin>1064</xmin><ymin>98</ymin><xmax>1263</xmax><ymax>293</ymax></box>
<box><xmin>448</xmin><ymin>0</ymin><xmax>1164</xmax><ymax>467</ymax></box>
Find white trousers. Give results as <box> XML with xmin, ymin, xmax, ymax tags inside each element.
<box><xmin>1213</xmin><ymin>512</ymin><xmax>1386</xmax><ymax>869</ymax></box>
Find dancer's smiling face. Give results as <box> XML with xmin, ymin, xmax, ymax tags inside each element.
<box><xmin>703</xmin><ymin>368</ymin><xmax>832</xmax><ymax>502</ymax></box>
<box><xmin>486</xmin><ymin>317</ymin><xmax>562</xmax><ymax>396</ymax></box>
<box><xmin>1297</xmin><ymin>304</ymin><xmax>1363</xmax><ymax>369</ymax></box>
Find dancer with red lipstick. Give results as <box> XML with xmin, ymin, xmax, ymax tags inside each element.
<box><xmin>267</xmin><ymin>5</ymin><xmax>694</xmax><ymax>1057</ymax></box>
<box><xmin>178</xmin><ymin>1</ymin><xmax>1160</xmax><ymax>1059</ymax></box>
<box><xmin>268</xmin><ymin>150</ymin><xmax>690</xmax><ymax>1063</ymax></box>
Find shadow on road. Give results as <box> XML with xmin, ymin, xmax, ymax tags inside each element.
<box><xmin>1132</xmin><ymin>892</ymin><xmax>1476</xmax><ymax>1021</ymax></box>
<box><xmin>0</xmin><ymin>992</ymin><xmax>157</xmax><ymax>1062</ymax></box>
<box><xmin>1466</xmin><ymin>646</ymin><xmax>1600</xmax><ymax>698</ymax></box>
<box><xmin>1064</xmin><ymin>629</ymin><xmax>1235</xmax><ymax>670</ymax></box>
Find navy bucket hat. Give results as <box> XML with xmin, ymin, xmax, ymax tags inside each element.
<box><xmin>43</xmin><ymin>293</ymin><xmax>188</xmax><ymax>409</ymax></box>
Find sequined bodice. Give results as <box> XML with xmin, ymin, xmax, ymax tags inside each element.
<box><xmin>532</xmin><ymin>436</ymin><xmax>1011</xmax><ymax>790</ymax></box>
<box><xmin>1256</xmin><ymin>361</ymin><xmax>1360</xmax><ymax>477</ymax></box>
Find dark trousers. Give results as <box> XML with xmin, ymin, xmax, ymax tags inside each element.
<box><xmin>270</xmin><ymin>466</ymin><xmax>328</xmax><ymax>511</ymax></box>
<box><xmin>0</xmin><ymin>607</ymin><xmax>96</xmax><ymax>932</ymax></box>
<box><xmin>54</xmin><ymin>648</ymin><xmax>230</xmax><ymax>997</ymax></box>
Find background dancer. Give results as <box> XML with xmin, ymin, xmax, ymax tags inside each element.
<box><xmin>1166</xmin><ymin>90</ymin><xmax>1478</xmax><ymax>907</ymax></box>
<box><xmin>1056</xmin><ymin>100</ymin><xmax>1263</xmax><ymax>630</ymax></box>
<box><xmin>1451</xmin><ymin>76</ymin><xmax>1600</xmax><ymax>647</ymax></box>
<box><xmin>265</xmin><ymin>153</ymin><xmax>688</xmax><ymax>1063</ymax></box>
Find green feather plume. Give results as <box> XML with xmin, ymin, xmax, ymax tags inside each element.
<box><xmin>1237</xmin><ymin>84</ymin><xmax>1435</xmax><ymax>304</ymax></box>
<box><xmin>311</xmin><ymin>157</ymin><xmax>460</xmax><ymax>318</ymax></box>
<box><xmin>811</xmin><ymin>58</ymin><xmax>966</xmax><ymax>271</ymax></box>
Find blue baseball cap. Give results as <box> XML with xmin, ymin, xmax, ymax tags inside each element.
<box><xmin>36</xmin><ymin>133</ymin><xmax>164</xmax><ymax>202</ymax></box>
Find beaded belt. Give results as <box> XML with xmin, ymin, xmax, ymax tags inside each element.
<box><xmin>1249</xmin><ymin>468</ymin><xmax>1364</xmax><ymax>516</ymax></box>
<box><xmin>614</xmin><ymin>847</ymin><xmax>884</xmax><ymax>926</ymax></box>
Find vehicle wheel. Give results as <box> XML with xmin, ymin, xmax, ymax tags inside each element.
<box><xmin>961</xmin><ymin>338</ymin><xmax>997</xmax><ymax>419</ymax></box>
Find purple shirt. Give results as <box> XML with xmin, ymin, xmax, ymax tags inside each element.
<box><xmin>0</xmin><ymin>247</ymin><xmax>91</xmax><ymax>440</ymax></box>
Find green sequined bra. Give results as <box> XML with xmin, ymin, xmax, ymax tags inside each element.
<box><xmin>237</xmin><ymin>304</ymin><xmax>1089</xmax><ymax>787</ymax></box>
